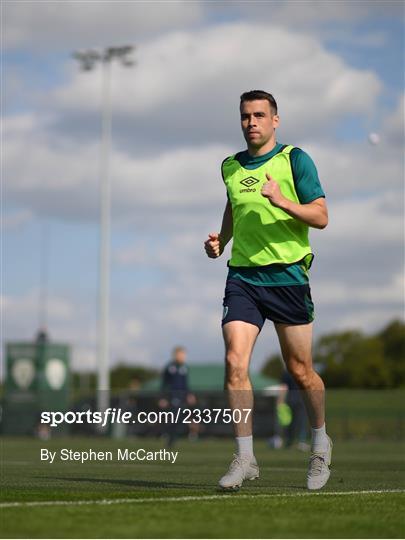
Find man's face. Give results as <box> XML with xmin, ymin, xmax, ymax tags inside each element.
<box><xmin>240</xmin><ymin>100</ymin><xmax>279</xmax><ymax>149</ymax></box>
<box><xmin>174</xmin><ymin>349</ymin><xmax>186</xmax><ymax>364</ymax></box>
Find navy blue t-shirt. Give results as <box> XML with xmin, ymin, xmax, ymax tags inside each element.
<box><xmin>161</xmin><ymin>361</ymin><xmax>189</xmax><ymax>392</ymax></box>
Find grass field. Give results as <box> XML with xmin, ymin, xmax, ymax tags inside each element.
<box><xmin>1</xmin><ymin>436</ymin><xmax>405</xmax><ymax>538</ymax></box>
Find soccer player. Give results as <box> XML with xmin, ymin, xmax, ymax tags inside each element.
<box><xmin>160</xmin><ymin>346</ymin><xmax>190</xmax><ymax>447</ymax></box>
<box><xmin>204</xmin><ymin>90</ymin><xmax>332</xmax><ymax>490</ymax></box>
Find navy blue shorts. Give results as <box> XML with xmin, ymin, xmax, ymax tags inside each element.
<box><xmin>222</xmin><ymin>278</ymin><xmax>314</xmax><ymax>330</ymax></box>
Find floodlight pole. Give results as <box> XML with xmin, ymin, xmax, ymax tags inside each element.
<box><xmin>73</xmin><ymin>46</ymin><xmax>135</xmax><ymax>424</ymax></box>
<box><xmin>98</xmin><ymin>53</ymin><xmax>112</xmax><ymax>417</ymax></box>
<box><xmin>39</xmin><ymin>221</ymin><xmax>49</xmax><ymax>330</ymax></box>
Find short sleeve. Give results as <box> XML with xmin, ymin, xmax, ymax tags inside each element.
<box><xmin>290</xmin><ymin>148</ymin><xmax>325</xmax><ymax>204</ymax></box>
<box><xmin>222</xmin><ymin>156</ymin><xmax>232</xmax><ymax>199</ymax></box>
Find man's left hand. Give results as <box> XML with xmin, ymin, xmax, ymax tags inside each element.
<box><xmin>261</xmin><ymin>173</ymin><xmax>286</xmax><ymax>208</ymax></box>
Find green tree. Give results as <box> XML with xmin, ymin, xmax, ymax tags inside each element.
<box><xmin>314</xmin><ymin>330</ymin><xmax>392</xmax><ymax>388</ymax></box>
<box><xmin>262</xmin><ymin>319</ymin><xmax>404</xmax><ymax>389</ymax></box>
<box><xmin>72</xmin><ymin>364</ymin><xmax>158</xmax><ymax>395</ymax></box>
<box><xmin>261</xmin><ymin>353</ymin><xmax>284</xmax><ymax>380</ymax></box>
<box><xmin>72</xmin><ymin>372</ymin><xmax>96</xmax><ymax>394</ymax></box>
<box><xmin>347</xmin><ymin>336</ymin><xmax>392</xmax><ymax>388</ymax></box>
<box><xmin>110</xmin><ymin>363</ymin><xmax>158</xmax><ymax>391</ymax></box>
<box><xmin>314</xmin><ymin>331</ymin><xmax>363</xmax><ymax>387</ymax></box>
<box><xmin>379</xmin><ymin>320</ymin><xmax>405</xmax><ymax>387</ymax></box>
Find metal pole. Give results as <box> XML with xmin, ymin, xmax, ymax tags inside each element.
<box><xmin>39</xmin><ymin>221</ymin><xmax>49</xmax><ymax>330</ymax></box>
<box><xmin>97</xmin><ymin>56</ymin><xmax>112</xmax><ymax>417</ymax></box>
<box><xmin>72</xmin><ymin>46</ymin><xmax>135</xmax><ymax>425</ymax></box>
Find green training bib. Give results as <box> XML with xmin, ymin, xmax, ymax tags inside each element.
<box><xmin>222</xmin><ymin>145</ymin><xmax>313</xmax><ymax>267</ymax></box>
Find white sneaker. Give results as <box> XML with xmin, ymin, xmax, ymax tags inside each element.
<box><xmin>219</xmin><ymin>454</ymin><xmax>259</xmax><ymax>490</ymax></box>
<box><xmin>307</xmin><ymin>436</ymin><xmax>333</xmax><ymax>490</ymax></box>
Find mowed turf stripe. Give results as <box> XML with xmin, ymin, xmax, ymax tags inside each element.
<box><xmin>1</xmin><ymin>489</ymin><xmax>404</xmax><ymax>508</ymax></box>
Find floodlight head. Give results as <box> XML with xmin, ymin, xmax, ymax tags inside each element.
<box><xmin>104</xmin><ymin>47</ymin><xmax>114</xmax><ymax>62</ymax></box>
<box><xmin>74</xmin><ymin>45</ymin><xmax>135</xmax><ymax>69</ymax></box>
<box><xmin>102</xmin><ymin>45</ymin><xmax>135</xmax><ymax>66</ymax></box>
<box><xmin>121</xmin><ymin>45</ymin><xmax>134</xmax><ymax>55</ymax></box>
<box><xmin>120</xmin><ymin>46</ymin><xmax>135</xmax><ymax>67</ymax></box>
<box><xmin>73</xmin><ymin>49</ymin><xmax>102</xmax><ymax>71</ymax></box>
<box><xmin>121</xmin><ymin>58</ymin><xmax>135</xmax><ymax>67</ymax></box>
<box><xmin>87</xmin><ymin>49</ymin><xmax>102</xmax><ymax>60</ymax></box>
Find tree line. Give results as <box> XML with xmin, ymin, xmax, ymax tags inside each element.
<box><xmin>261</xmin><ymin>319</ymin><xmax>405</xmax><ymax>388</ymax></box>
<box><xmin>71</xmin><ymin>319</ymin><xmax>404</xmax><ymax>393</ymax></box>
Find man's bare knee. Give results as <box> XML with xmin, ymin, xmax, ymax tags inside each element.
<box><xmin>287</xmin><ymin>359</ymin><xmax>313</xmax><ymax>388</ymax></box>
<box><xmin>225</xmin><ymin>350</ymin><xmax>249</xmax><ymax>387</ymax></box>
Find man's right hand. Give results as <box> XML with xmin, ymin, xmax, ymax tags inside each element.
<box><xmin>204</xmin><ymin>232</ymin><xmax>223</xmax><ymax>258</ymax></box>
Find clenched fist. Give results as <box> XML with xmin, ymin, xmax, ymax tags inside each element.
<box><xmin>204</xmin><ymin>232</ymin><xmax>223</xmax><ymax>258</ymax></box>
<box><xmin>261</xmin><ymin>173</ymin><xmax>286</xmax><ymax>208</ymax></box>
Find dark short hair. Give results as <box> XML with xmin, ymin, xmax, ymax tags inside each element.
<box><xmin>240</xmin><ymin>90</ymin><xmax>278</xmax><ymax>115</ymax></box>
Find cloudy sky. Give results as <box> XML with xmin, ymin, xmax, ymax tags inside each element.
<box><xmin>3</xmin><ymin>0</ymin><xmax>404</xmax><ymax>375</ymax></box>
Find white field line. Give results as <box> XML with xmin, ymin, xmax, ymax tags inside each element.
<box><xmin>1</xmin><ymin>489</ymin><xmax>404</xmax><ymax>509</ymax></box>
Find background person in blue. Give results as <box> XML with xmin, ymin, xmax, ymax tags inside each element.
<box><xmin>160</xmin><ymin>346</ymin><xmax>193</xmax><ymax>447</ymax></box>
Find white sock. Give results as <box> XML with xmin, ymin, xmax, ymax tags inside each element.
<box><xmin>311</xmin><ymin>424</ymin><xmax>329</xmax><ymax>453</ymax></box>
<box><xmin>236</xmin><ymin>435</ymin><xmax>254</xmax><ymax>457</ymax></box>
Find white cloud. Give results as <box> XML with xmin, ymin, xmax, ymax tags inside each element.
<box><xmin>1</xmin><ymin>288</ymin><xmax>150</xmax><ymax>370</ymax></box>
<box><xmin>304</xmin><ymin>136</ymin><xmax>403</xmax><ymax>197</ymax></box>
<box><xmin>316</xmin><ymin>271</ymin><xmax>404</xmax><ymax>306</ymax></box>
<box><xmin>215</xmin><ymin>1</ymin><xmax>402</xmax><ymax>28</ymax></box>
<box><xmin>51</xmin><ymin>22</ymin><xmax>382</xmax><ymax>136</ymax></box>
<box><xmin>5</xmin><ymin>0</ymin><xmax>402</xmax><ymax>53</ymax></box>
<box><xmin>383</xmin><ymin>93</ymin><xmax>405</xmax><ymax>147</ymax></box>
<box><xmin>324</xmin><ymin>192</ymin><xmax>403</xmax><ymax>245</ymax></box>
<box><xmin>73</xmin><ymin>346</ymin><xmax>96</xmax><ymax>372</ymax></box>
<box><xmin>3</xmin><ymin>1</ymin><xmax>203</xmax><ymax>50</ymax></box>
<box><xmin>4</xmin><ymin>116</ymin><xmax>230</xmax><ymax>221</ymax></box>
<box><xmin>6</xmin><ymin>107</ymin><xmax>402</xmax><ymax>228</ymax></box>
<box><xmin>2</xmin><ymin>290</ymin><xmax>75</xmax><ymax>341</ymax></box>
<box><xmin>122</xmin><ymin>318</ymin><xmax>143</xmax><ymax>341</ymax></box>
<box><xmin>334</xmin><ymin>307</ymin><xmax>404</xmax><ymax>334</ymax></box>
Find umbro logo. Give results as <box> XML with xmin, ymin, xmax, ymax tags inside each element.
<box><xmin>240</xmin><ymin>176</ymin><xmax>259</xmax><ymax>193</ymax></box>
<box><xmin>240</xmin><ymin>176</ymin><xmax>259</xmax><ymax>187</ymax></box>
